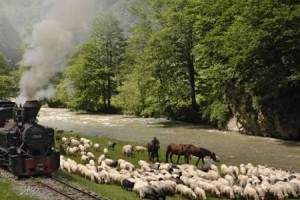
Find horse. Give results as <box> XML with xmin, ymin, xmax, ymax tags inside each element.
<box><xmin>147</xmin><ymin>141</ymin><xmax>160</xmax><ymax>162</ymax></box>
<box><xmin>165</xmin><ymin>143</ymin><xmax>190</xmax><ymax>164</ymax></box>
<box><xmin>185</xmin><ymin>144</ymin><xmax>220</xmax><ymax>166</ymax></box>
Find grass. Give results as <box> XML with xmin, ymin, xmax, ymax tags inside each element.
<box><xmin>0</xmin><ymin>180</ymin><xmax>38</xmax><ymax>200</ymax></box>
<box><xmin>55</xmin><ymin>131</ymin><xmax>223</xmax><ymax>200</ymax></box>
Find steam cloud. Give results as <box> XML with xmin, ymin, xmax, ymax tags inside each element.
<box><xmin>18</xmin><ymin>0</ymin><xmax>96</xmax><ymax>103</ymax></box>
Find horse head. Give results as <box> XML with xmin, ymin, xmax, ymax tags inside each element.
<box><xmin>211</xmin><ymin>152</ymin><xmax>220</xmax><ymax>162</ymax></box>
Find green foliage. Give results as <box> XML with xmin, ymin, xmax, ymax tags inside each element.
<box><xmin>0</xmin><ymin>54</ymin><xmax>20</xmax><ymax>99</ymax></box>
<box><xmin>51</xmin><ymin>0</ymin><xmax>300</xmax><ymax>138</ymax></box>
<box><xmin>55</xmin><ymin>15</ymin><xmax>126</xmax><ymax>112</ymax></box>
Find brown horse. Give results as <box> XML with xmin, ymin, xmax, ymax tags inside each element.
<box><xmin>165</xmin><ymin>143</ymin><xmax>190</xmax><ymax>164</ymax></box>
<box><xmin>147</xmin><ymin>141</ymin><xmax>160</xmax><ymax>162</ymax></box>
<box><xmin>185</xmin><ymin>144</ymin><xmax>219</xmax><ymax>166</ymax></box>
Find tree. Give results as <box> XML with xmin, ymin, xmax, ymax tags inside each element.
<box><xmin>117</xmin><ymin>0</ymin><xmax>200</xmax><ymax>121</ymax></box>
<box><xmin>59</xmin><ymin>15</ymin><xmax>126</xmax><ymax>112</ymax></box>
<box><xmin>0</xmin><ymin>54</ymin><xmax>19</xmax><ymax>99</ymax></box>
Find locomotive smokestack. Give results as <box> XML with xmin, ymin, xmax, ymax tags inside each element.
<box><xmin>23</xmin><ymin>100</ymin><xmax>41</xmax><ymax>123</ymax></box>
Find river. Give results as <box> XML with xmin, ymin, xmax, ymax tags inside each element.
<box><xmin>38</xmin><ymin>107</ymin><xmax>300</xmax><ymax>172</ymax></box>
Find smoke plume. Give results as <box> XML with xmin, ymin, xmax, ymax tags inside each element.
<box><xmin>18</xmin><ymin>0</ymin><xmax>96</xmax><ymax>103</ymax></box>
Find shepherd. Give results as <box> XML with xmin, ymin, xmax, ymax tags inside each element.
<box><xmin>147</xmin><ymin>137</ymin><xmax>160</xmax><ymax>162</ymax></box>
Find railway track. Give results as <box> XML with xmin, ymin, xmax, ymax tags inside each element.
<box><xmin>36</xmin><ymin>174</ymin><xmax>108</xmax><ymax>200</ymax></box>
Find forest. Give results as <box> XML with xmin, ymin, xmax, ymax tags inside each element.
<box><xmin>0</xmin><ymin>0</ymin><xmax>299</xmax><ymax>140</ymax></box>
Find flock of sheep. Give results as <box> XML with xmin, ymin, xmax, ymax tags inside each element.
<box><xmin>59</xmin><ymin>136</ymin><xmax>300</xmax><ymax>200</ymax></box>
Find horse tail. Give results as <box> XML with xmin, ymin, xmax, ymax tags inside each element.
<box><xmin>165</xmin><ymin>145</ymin><xmax>170</xmax><ymax>163</ymax></box>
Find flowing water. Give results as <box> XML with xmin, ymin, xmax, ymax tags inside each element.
<box><xmin>38</xmin><ymin>107</ymin><xmax>300</xmax><ymax>172</ymax></box>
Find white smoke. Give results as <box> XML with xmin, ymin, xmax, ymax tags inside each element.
<box><xmin>18</xmin><ymin>0</ymin><xmax>96</xmax><ymax>103</ymax></box>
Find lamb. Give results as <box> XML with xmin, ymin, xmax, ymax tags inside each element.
<box><xmin>93</xmin><ymin>143</ymin><xmax>100</xmax><ymax>151</ymax></box>
<box><xmin>108</xmin><ymin>141</ymin><xmax>117</xmax><ymax>150</ymax></box>
<box><xmin>103</xmin><ymin>148</ymin><xmax>108</xmax><ymax>155</ymax></box>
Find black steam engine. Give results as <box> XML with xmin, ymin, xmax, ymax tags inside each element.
<box><xmin>0</xmin><ymin>100</ymin><xmax>60</xmax><ymax>176</ymax></box>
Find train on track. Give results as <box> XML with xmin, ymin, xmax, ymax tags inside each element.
<box><xmin>0</xmin><ymin>100</ymin><xmax>60</xmax><ymax>176</ymax></box>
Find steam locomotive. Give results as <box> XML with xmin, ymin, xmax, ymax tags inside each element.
<box><xmin>0</xmin><ymin>100</ymin><xmax>60</xmax><ymax>176</ymax></box>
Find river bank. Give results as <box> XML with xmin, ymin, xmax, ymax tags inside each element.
<box><xmin>38</xmin><ymin>107</ymin><xmax>300</xmax><ymax>172</ymax></box>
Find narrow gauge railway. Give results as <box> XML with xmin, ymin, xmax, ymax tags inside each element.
<box><xmin>35</xmin><ymin>174</ymin><xmax>108</xmax><ymax>200</ymax></box>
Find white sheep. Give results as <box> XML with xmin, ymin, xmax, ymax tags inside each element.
<box><xmin>122</xmin><ymin>145</ymin><xmax>133</xmax><ymax>157</ymax></box>
<box><xmin>176</xmin><ymin>184</ymin><xmax>197</xmax><ymax>199</ymax></box>
<box><xmin>98</xmin><ymin>170</ymin><xmax>111</xmax><ymax>184</ymax></box>
<box><xmin>66</xmin><ymin>146</ymin><xmax>78</xmax><ymax>156</ymax></box>
<box><xmin>94</xmin><ymin>143</ymin><xmax>100</xmax><ymax>151</ymax></box>
<box><xmin>70</xmin><ymin>138</ymin><xmax>80</xmax><ymax>147</ymax></box>
<box><xmin>133</xmin><ymin>179</ymin><xmax>150</xmax><ymax>198</ymax></box>
<box><xmin>89</xmin><ymin>159</ymin><xmax>95</xmax><ymax>166</ymax></box>
<box><xmin>240</xmin><ymin>164</ymin><xmax>247</xmax><ymax>175</ymax></box>
<box><xmin>103</xmin><ymin>148</ymin><xmax>108</xmax><ymax>155</ymax></box>
<box><xmin>219</xmin><ymin>185</ymin><xmax>235</xmax><ymax>199</ymax></box>
<box><xmin>78</xmin><ymin>144</ymin><xmax>85</xmax><ymax>152</ymax></box>
<box><xmin>225</xmin><ymin>174</ymin><xmax>235</xmax><ymax>186</ymax></box>
<box><xmin>134</xmin><ymin>146</ymin><xmax>147</xmax><ymax>153</ymax></box>
<box><xmin>98</xmin><ymin>154</ymin><xmax>106</xmax><ymax>165</ymax></box>
<box><xmin>103</xmin><ymin>158</ymin><xmax>118</xmax><ymax>167</ymax></box>
<box><xmin>232</xmin><ymin>185</ymin><xmax>244</xmax><ymax>197</ymax></box>
<box><xmin>244</xmin><ymin>183</ymin><xmax>259</xmax><ymax>200</ymax></box>
<box><xmin>238</xmin><ymin>174</ymin><xmax>249</xmax><ymax>188</ymax></box>
<box><xmin>194</xmin><ymin>187</ymin><xmax>207</xmax><ymax>200</ymax></box>
<box><xmin>61</xmin><ymin>137</ymin><xmax>69</xmax><ymax>144</ymax></box>
<box><xmin>254</xmin><ymin>184</ymin><xmax>267</xmax><ymax>200</ymax></box>
<box><xmin>84</xmin><ymin>143</ymin><xmax>91</xmax><ymax>151</ymax></box>
<box><xmin>81</xmin><ymin>155</ymin><xmax>89</xmax><ymax>163</ymax></box>
<box><xmin>87</xmin><ymin>151</ymin><xmax>95</xmax><ymax>159</ymax></box>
